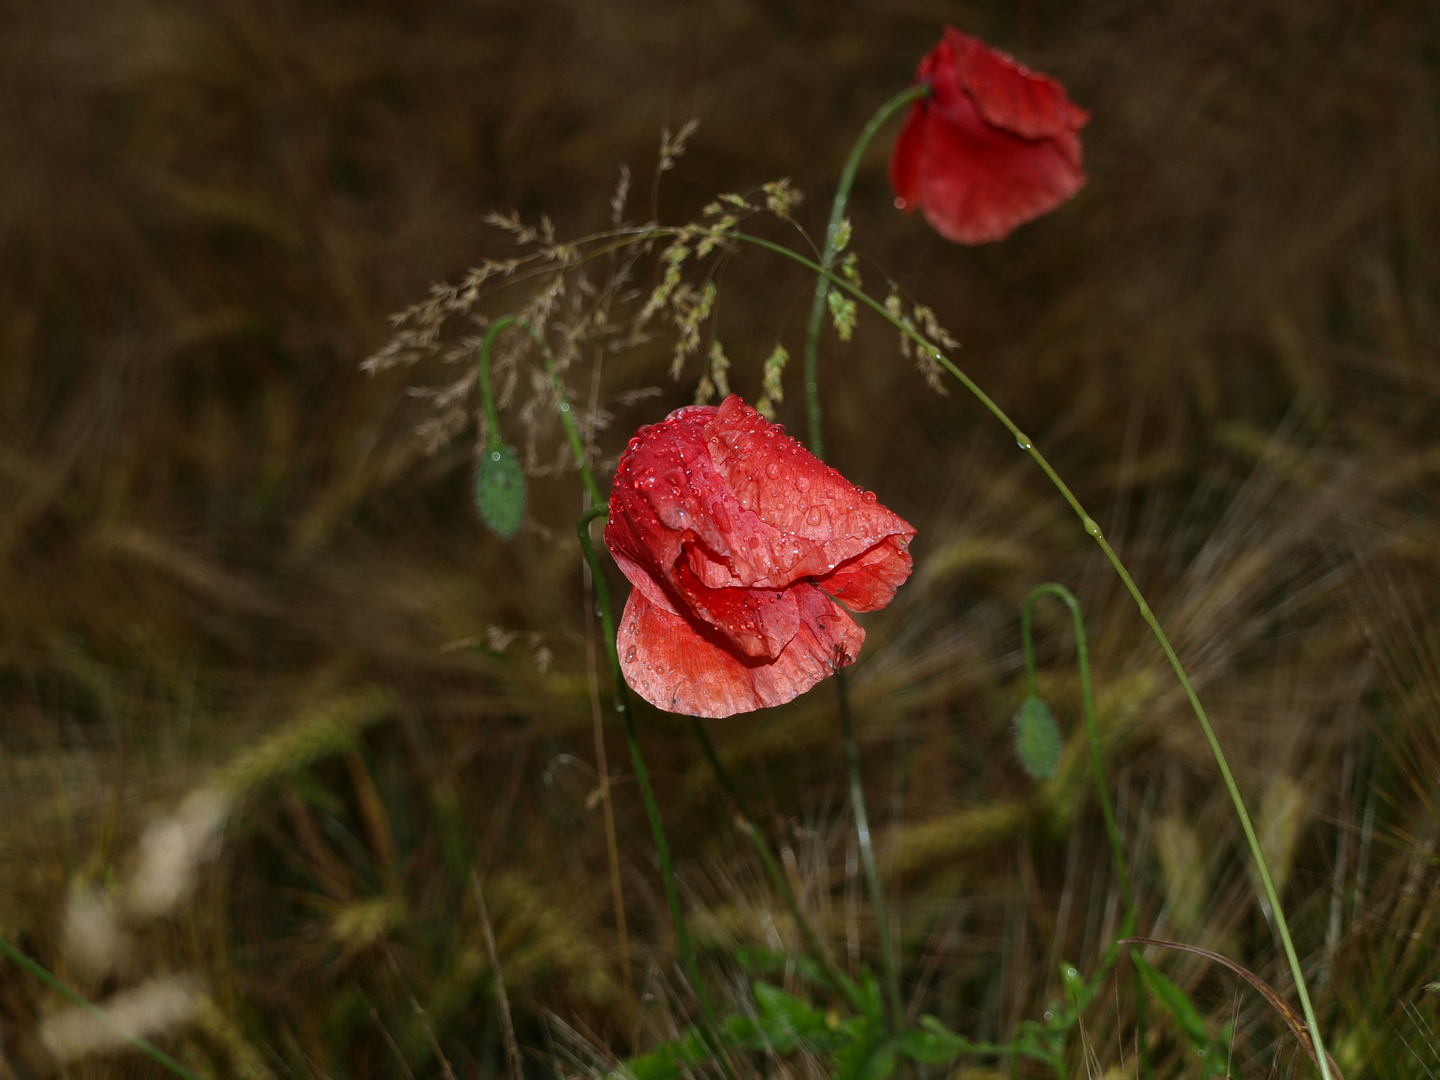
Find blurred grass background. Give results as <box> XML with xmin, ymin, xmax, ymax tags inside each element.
<box><xmin>1</xmin><ymin>0</ymin><xmax>1437</xmax><ymax>1077</ymax></box>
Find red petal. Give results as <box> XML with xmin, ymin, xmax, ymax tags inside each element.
<box><xmin>889</xmin><ymin>105</ymin><xmax>925</xmax><ymax>213</ymax></box>
<box><xmin>946</xmin><ymin>28</ymin><xmax>1090</xmax><ymax>141</ymax></box>
<box><xmin>891</xmin><ymin>27</ymin><xmax>1089</xmax><ymax>245</ymax></box>
<box><xmin>617</xmin><ymin>582</ymin><xmax>865</xmax><ymax>718</ymax></box>
<box><xmin>909</xmin><ymin>92</ymin><xmax>1086</xmax><ymax>245</ymax></box>
<box><xmin>703</xmin><ymin>396</ymin><xmax>915</xmax><ymax>585</ymax></box>
<box><xmin>816</xmin><ymin>534</ymin><xmax>914</xmax><ymax>612</ymax></box>
<box><xmin>671</xmin><ymin>556</ymin><xmax>799</xmax><ymax>660</ymax></box>
<box><xmin>605</xmin><ymin>397</ymin><xmax>915</xmax><ymax>716</ymax></box>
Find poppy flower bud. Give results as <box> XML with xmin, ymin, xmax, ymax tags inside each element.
<box><xmin>474</xmin><ymin>443</ymin><xmax>526</xmax><ymax>539</ymax></box>
<box><xmin>1013</xmin><ymin>694</ymin><xmax>1062</xmax><ymax>779</ymax></box>
<box><xmin>890</xmin><ymin>28</ymin><xmax>1089</xmax><ymax>244</ymax></box>
<box><xmin>604</xmin><ymin>396</ymin><xmax>915</xmax><ymax>718</ymax></box>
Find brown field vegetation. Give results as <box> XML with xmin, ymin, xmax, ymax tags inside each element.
<box><xmin>1</xmin><ymin>0</ymin><xmax>1437</xmax><ymax>1077</ymax></box>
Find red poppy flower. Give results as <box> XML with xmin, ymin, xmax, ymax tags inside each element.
<box><xmin>604</xmin><ymin>396</ymin><xmax>915</xmax><ymax>718</ymax></box>
<box><xmin>889</xmin><ymin>28</ymin><xmax>1089</xmax><ymax>245</ymax></box>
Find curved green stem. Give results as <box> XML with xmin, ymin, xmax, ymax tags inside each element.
<box><xmin>519</xmin><ymin>323</ymin><xmax>604</xmax><ymax>506</ymax></box>
<box><xmin>476</xmin><ymin>317</ymin><xmax>514</xmax><ymax>450</ymax></box>
<box><xmin>578</xmin><ymin>506</ymin><xmax>626</xmax><ymax>713</ymax></box>
<box><xmin>1022</xmin><ymin>584</ymin><xmax>1150</xmax><ymax>1079</ymax></box>
<box><xmin>728</xmin><ymin>232</ymin><xmax>1332</xmax><ymax>1080</ymax></box>
<box><xmin>1021</xmin><ymin>584</ymin><xmax>1131</xmax><ymax>910</ymax></box>
<box><xmin>793</xmin><ymin>90</ymin><xmax>924</xmax><ymax>1035</ymax></box>
<box><xmin>801</xmin><ymin>84</ymin><xmax>928</xmax><ymax>458</ymax></box>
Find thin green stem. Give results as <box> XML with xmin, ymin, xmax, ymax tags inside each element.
<box><xmin>1021</xmin><ymin>584</ymin><xmax>1131</xmax><ymax>910</ymax></box>
<box><xmin>689</xmin><ymin>718</ymin><xmax>868</xmax><ymax>1015</ymax></box>
<box><xmin>838</xmin><ymin>673</ymin><xmax>903</xmax><ymax>1032</ymax></box>
<box><xmin>792</xmin><ymin>92</ymin><xmax>922</xmax><ymax>1033</ymax></box>
<box><xmin>0</xmin><ymin>938</ymin><xmax>203</xmax><ymax>1080</ymax></box>
<box><xmin>575</xmin><ymin>508</ymin><xmax>733</xmax><ymax>1080</ymax></box>
<box><xmin>476</xmin><ymin>317</ymin><xmax>514</xmax><ymax>449</ymax></box>
<box><xmin>727</xmin><ymin>232</ymin><xmax>1332</xmax><ymax>1080</ymax></box>
<box><xmin>519</xmin><ymin>322</ymin><xmax>604</xmax><ymax>506</ymax></box>
<box><xmin>801</xmin><ymin>84</ymin><xmax>928</xmax><ymax>458</ymax></box>
<box><xmin>1022</xmin><ymin>584</ymin><xmax>1150</xmax><ymax>1080</ymax></box>
<box><xmin>577</xmin><ymin>506</ymin><xmax>626</xmax><ymax>714</ymax></box>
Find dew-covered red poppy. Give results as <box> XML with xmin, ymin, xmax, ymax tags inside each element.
<box><xmin>604</xmin><ymin>396</ymin><xmax>915</xmax><ymax>718</ymax></box>
<box><xmin>890</xmin><ymin>27</ymin><xmax>1089</xmax><ymax>245</ymax></box>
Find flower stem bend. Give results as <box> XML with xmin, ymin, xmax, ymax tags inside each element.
<box><xmin>1021</xmin><ymin>584</ymin><xmax>1131</xmax><ymax>910</ymax></box>
<box><xmin>801</xmin><ymin>84</ymin><xmax>928</xmax><ymax>459</ymax></box>
<box><xmin>728</xmin><ymin>233</ymin><xmax>1332</xmax><ymax>1080</ymax></box>
<box><xmin>1022</xmin><ymin>584</ymin><xmax>1150</xmax><ymax>1079</ymax></box>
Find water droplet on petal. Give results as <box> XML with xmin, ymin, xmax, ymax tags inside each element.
<box><xmin>628</xmin><ymin>437</ymin><xmax>641</xmax><ymax>451</ymax></box>
<box><xmin>765</xmin><ymin>462</ymin><xmax>779</xmax><ymax>479</ymax></box>
<box><xmin>625</xmin><ymin>647</ymin><xmax>636</xmax><ymax>662</ymax></box>
<box><xmin>807</xmin><ymin>506</ymin><xmax>823</xmax><ymax>526</ymax></box>
<box><xmin>862</xmin><ymin>491</ymin><xmax>876</xmax><ymax>503</ymax></box>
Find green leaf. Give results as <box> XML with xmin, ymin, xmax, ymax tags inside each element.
<box><xmin>854</xmin><ymin>969</ymin><xmax>885</xmax><ymax>1025</ymax></box>
<box><xmin>1134</xmin><ymin>953</ymin><xmax>1210</xmax><ymax>1050</ymax></box>
<box><xmin>896</xmin><ymin>1021</ymin><xmax>972</xmax><ymax>1065</ymax></box>
<box><xmin>751</xmin><ymin>982</ymin><xmax>829</xmax><ymax>1051</ymax></box>
<box><xmin>832</xmin><ymin>1025</ymin><xmax>894</xmax><ymax>1080</ymax></box>
<box><xmin>474</xmin><ymin>444</ymin><xmax>526</xmax><ymax>538</ymax></box>
<box><xmin>615</xmin><ymin>1045</ymin><xmax>681</xmax><ymax>1080</ymax></box>
<box><xmin>1013</xmin><ymin>695</ymin><xmax>1062</xmax><ymax>779</ymax></box>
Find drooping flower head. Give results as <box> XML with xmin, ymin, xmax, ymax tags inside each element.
<box><xmin>605</xmin><ymin>396</ymin><xmax>915</xmax><ymax>718</ymax></box>
<box><xmin>890</xmin><ymin>28</ymin><xmax>1090</xmax><ymax>245</ymax></box>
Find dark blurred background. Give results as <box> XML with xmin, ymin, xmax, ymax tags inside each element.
<box><xmin>2</xmin><ymin>1</ymin><xmax>1438</xmax><ymax>1077</ymax></box>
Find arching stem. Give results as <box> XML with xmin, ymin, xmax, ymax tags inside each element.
<box><xmin>801</xmin><ymin>84</ymin><xmax>928</xmax><ymax>459</ymax></box>
<box><xmin>730</xmin><ymin>233</ymin><xmax>1332</xmax><ymax>1080</ymax></box>
<box><xmin>1022</xmin><ymin>584</ymin><xmax>1149</xmax><ymax>1078</ymax></box>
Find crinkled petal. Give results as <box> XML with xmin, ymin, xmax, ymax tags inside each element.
<box><xmin>671</xmin><ymin>555</ymin><xmax>799</xmax><ymax>660</ymax></box>
<box><xmin>617</xmin><ymin>582</ymin><xmax>865</xmax><ymax>718</ymax></box>
<box><xmin>704</xmin><ymin>396</ymin><xmax>915</xmax><ymax>584</ymax></box>
<box><xmin>604</xmin><ymin>396</ymin><xmax>915</xmax><ymax>716</ymax></box>
<box><xmin>948</xmin><ymin>28</ymin><xmax>1090</xmax><ymax>141</ymax></box>
<box><xmin>816</xmin><ymin>534</ymin><xmax>914</xmax><ymax>612</ymax></box>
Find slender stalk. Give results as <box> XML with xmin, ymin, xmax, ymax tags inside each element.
<box><xmin>1021</xmin><ymin>585</ymin><xmax>1130</xmax><ymax>909</ymax></box>
<box><xmin>794</xmin><ymin>90</ymin><xmax>924</xmax><ymax>1034</ymax></box>
<box><xmin>1022</xmin><ymin>584</ymin><xmax>1149</xmax><ymax>1079</ymax></box>
<box><xmin>0</xmin><ymin>938</ymin><xmax>203</xmax><ymax>1080</ymax></box>
<box><xmin>583</xmin><ymin>542</ymin><xmax>634</xmax><ymax>1008</ymax></box>
<box><xmin>476</xmin><ymin>317</ymin><xmax>514</xmax><ymax>449</ymax></box>
<box><xmin>518</xmin><ymin>323</ymin><xmax>604</xmax><ymax>506</ymax></box>
<box><xmin>689</xmin><ymin>718</ymin><xmax>868</xmax><ymax>1015</ymax></box>
<box><xmin>486</xmin><ymin>320</ymin><xmax>724</xmax><ymax>1072</ymax></box>
<box><xmin>728</xmin><ymin>233</ymin><xmax>1332</xmax><ymax>1080</ymax></box>
<box><xmin>801</xmin><ymin>84</ymin><xmax>928</xmax><ymax>459</ymax></box>
<box><xmin>838</xmin><ymin>673</ymin><xmax>903</xmax><ymax>1032</ymax></box>
<box><xmin>575</xmin><ymin>507</ymin><xmax>733</xmax><ymax>1080</ymax></box>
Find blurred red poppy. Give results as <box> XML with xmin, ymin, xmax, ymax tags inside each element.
<box><xmin>890</xmin><ymin>28</ymin><xmax>1089</xmax><ymax>244</ymax></box>
<box><xmin>605</xmin><ymin>396</ymin><xmax>915</xmax><ymax>718</ymax></box>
